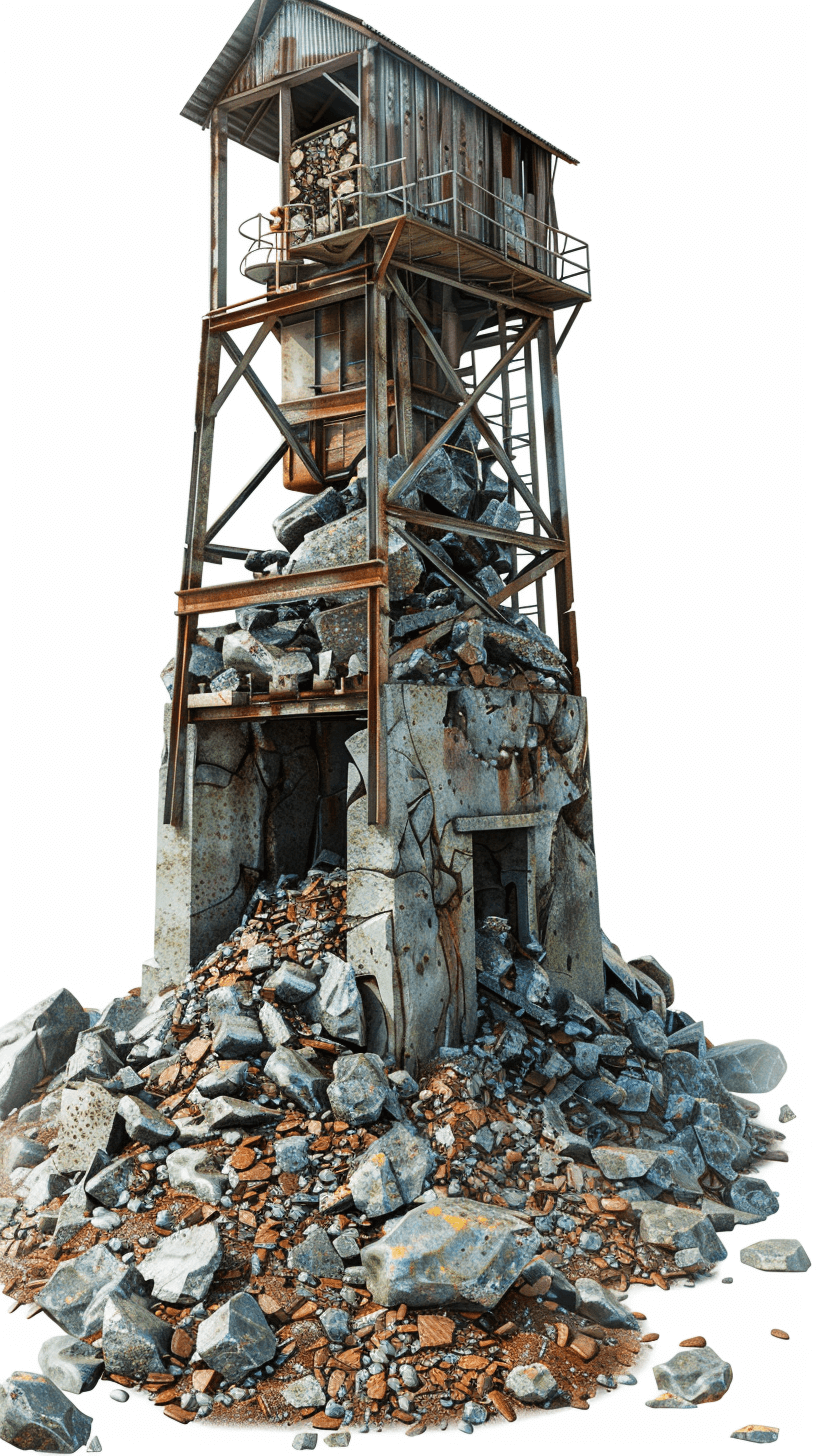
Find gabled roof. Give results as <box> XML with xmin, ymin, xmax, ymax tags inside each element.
<box><xmin>181</xmin><ymin>0</ymin><xmax>579</xmax><ymax>165</ymax></box>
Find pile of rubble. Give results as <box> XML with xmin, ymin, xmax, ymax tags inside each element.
<box><xmin>287</xmin><ymin>117</ymin><xmax>360</xmax><ymax>242</ymax></box>
<box><xmin>165</xmin><ymin>435</ymin><xmax>572</xmax><ymax>703</ymax></box>
<box><xmin>0</xmin><ymin>871</ymin><xmax>792</xmax><ymax>1447</ymax></box>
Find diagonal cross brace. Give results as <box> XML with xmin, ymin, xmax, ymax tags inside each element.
<box><xmin>205</xmin><ymin>440</ymin><xmax>287</xmax><ymax>544</ymax></box>
<box><xmin>219</xmin><ymin>333</ymin><xmax>326</xmax><ymax>488</ymax></box>
<box><xmin>386</xmin><ymin>270</ymin><xmax>558</xmax><ymax>539</ymax></box>
<box><xmin>208</xmin><ymin>317</ymin><xmax>274</xmax><ymax>417</ymax></box>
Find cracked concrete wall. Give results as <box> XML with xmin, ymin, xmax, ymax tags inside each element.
<box><xmin>346</xmin><ymin>684</ymin><xmax>603</xmax><ymax>1072</ymax></box>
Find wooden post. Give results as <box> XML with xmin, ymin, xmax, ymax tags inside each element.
<box><xmin>365</xmin><ymin>241</ymin><xmax>390</xmax><ymax>825</ymax></box>
<box><xmin>392</xmin><ymin>290</ymin><xmax>414</xmax><ymax>462</ymax></box>
<box><xmin>279</xmin><ymin>86</ymin><xmax>292</xmax><ymax>222</ymax></box>
<box><xmin>538</xmin><ymin>317</ymin><xmax>580</xmax><ymax>692</ymax></box>
<box><xmin>210</xmin><ymin>108</ymin><xmax>228</xmax><ymax>311</ymax></box>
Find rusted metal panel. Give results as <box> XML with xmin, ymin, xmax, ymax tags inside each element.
<box><xmin>176</xmin><ymin>559</ymin><xmax>387</xmax><ymax>616</ymax></box>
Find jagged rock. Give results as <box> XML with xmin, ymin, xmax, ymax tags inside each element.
<box><xmin>84</xmin><ymin>1153</ymin><xmax>142</xmax><ymax>1209</ymax></box>
<box><xmin>731</xmin><ymin>1425</ymin><xmax>779</xmax><ymax>1443</ymax></box>
<box><xmin>573</xmin><ymin>1278</ymin><xmax>640</xmax><ymax>1329</ymax></box>
<box><xmin>38</xmin><ymin>1244</ymin><xmax>148</xmax><ymax>1340</ymax></box>
<box><xmin>196</xmin><ymin>1062</ymin><xmax>248</xmax><ymax>1098</ymax></box>
<box><xmin>0</xmin><ymin>1372</ymin><xmax>92</xmax><ymax>1452</ymax></box>
<box><xmin>627</xmin><ymin>1010</ymin><xmax>669</xmax><ymax>1061</ymax></box>
<box><xmin>0</xmin><ymin>1033</ymin><xmax>45</xmax><ymax>1121</ymax></box>
<box><xmin>101</xmin><ymin>1292</ymin><xmax>171</xmax><ymax>1379</ymax></box>
<box><xmin>138</xmin><ymin>1223</ymin><xmax>222</xmax><ymax>1305</ymax></box>
<box><xmin>273</xmin><ymin>487</ymin><xmax>346</xmax><ymax>553</ymax></box>
<box><xmin>287</xmin><ymin>1226</ymin><xmax>344</xmax><ymax>1280</ymax></box>
<box><xmin>328</xmin><ymin>1053</ymin><xmax>402</xmax><ymax>1125</ymax></box>
<box><xmin>779</xmin><ymin>1104</ymin><xmax>795</xmax><ymax>1123</ymax></box>
<box><xmin>211</xmin><ymin>1015</ymin><xmax>264</xmax><ymax>1059</ymax></box>
<box><xmin>55</xmin><ymin>1083</ymin><xmax>125</xmax><ymax>1174</ymax></box>
<box><xmin>165</xmin><ymin>1147</ymin><xmax>228</xmax><ymax>1202</ymax></box>
<box><xmin>309</xmin><ymin>955</ymin><xmax>365</xmax><ymax>1044</ymax></box>
<box><xmin>6</xmin><ymin>1136</ymin><xmax>46</xmax><ymax>1171</ymax></box>
<box><xmin>264</xmin><ymin>967</ymin><xmax>319</xmax><ymax>1004</ymax></box>
<box><xmin>653</xmin><ymin>1345</ymin><xmax>733</xmax><ymax>1404</ymax></box>
<box><xmin>195</xmin><ymin>1293</ymin><xmax>278</xmax><ymax>1383</ymax></box>
<box><xmin>116</xmin><ymin>1095</ymin><xmax>177</xmax><ymax>1147</ymax></box>
<box><xmin>0</xmin><ymin>1198</ymin><xmax>18</xmax><ymax>1229</ymax></box>
<box><xmin>21</xmin><ymin>1155</ymin><xmax>70</xmax><ymax>1215</ymax></box>
<box><xmin>706</xmin><ymin>1041</ymin><xmax>787</xmax><ymax>1094</ymax></box>
<box><xmin>53</xmin><ymin>1184</ymin><xmax>91</xmax><ymax>1249</ymax></box>
<box><xmin>222</xmin><ymin>631</ymin><xmax>283</xmax><ymax>686</ymax></box>
<box><xmin>638</xmin><ymin>1203</ymin><xmax>727</xmax><ymax>1264</ymax></box>
<box><xmin>161</xmin><ymin>642</ymin><xmax>224</xmax><ymax>696</ymax></box>
<box><xmin>740</xmin><ymin>1239</ymin><xmax>810</xmax><ymax>1272</ymax></box>
<box><xmin>646</xmin><ymin>1392</ymin><xmax>697</xmax><ymax>1409</ymax></box>
<box><xmin>64</xmin><ymin>1031</ymin><xmax>123</xmax><ymax>1084</ymax></box>
<box><xmin>259</xmin><ymin>1002</ymin><xmax>295</xmax><ymax>1047</ymax></box>
<box><xmin>202</xmin><ymin>1096</ymin><xmax>272</xmax><ymax>1131</ymax></box>
<box><xmin>591</xmin><ymin>1143</ymin><xmax>701</xmax><ymax>1195</ymax></box>
<box><xmin>264</xmin><ymin>1047</ymin><xmax>329</xmax><ymax>1116</ymax></box>
<box><xmin>285</xmin><ymin>509</ymin><xmax>422</xmax><ymax>605</ymax></box>
<box><xmin>388</xmin><ymin>1070</ymin><xmax>419</xmax><ymax>1099</ymax></box>
<box><xmin>274</xmin><ymin>1136</ymin><xmax>309</xmax><ymax>1173</ymax></box>
<box><xmin>93</xmin><ymin>996</ymin><xmax>147</xmax><ymax>1046</ymax></box>
<box><xmin>282</xmin><ymin>1374</ymin><xmax>326</xmax><ymax>1409</ymax></box>
<box><xmin>504</xmin><ymin>1363</ymin><xmax>558</xmax><ymax>1403</ymax></box>
<box><xmin>0</xmin><ymin>989</ymin><xmax>89</xmax><ymax>1078</ymax></box>
<box><xmin>38</xmin><ymin>1336</ymin><xmax>104</xmax><ymax>1394</ymax></box>
<box><xmin>629</xmin><ymin>955</ymin><xmax>675</xmax><ymax>1007</ymax></box>
<box><xmin>319</xmin><ymin>1308</ymin><xmax>350</xmax><ymax>1343</ymax></box>
<box><xmin>725</xmin><ymin>1175</ymin><xmax>779</xmax><ymax>1219</ymax></box>
<box><xmin>361</xmin><ymin>1196</ymin><xmax>540</xmax><ymax>1308</ymax></box>
<box><xmin>349</xmin><ymin>1123</ymin><xmax>434</xmax><ymax>1217</ymax></box>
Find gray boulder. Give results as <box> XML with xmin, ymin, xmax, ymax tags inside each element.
<box><xmin>328</xmin><ymin>1053</ymin><xmax>402</xmax><ymax>1126</ymax></box>
<box><xmin>259</xmin><ymin>1003</ymin><xmax>295</xmax><ymax>1047</ymax></box>
<box><xmin>38</xmin><ymin>1336</ymin><xmax>104</xmax><ymax>1394</ymax></box>
<box><xmin>52</xmin><ymin>1184</ymin><xmax>91</xmax><ymax>1250</ymax></box>
<box><xmin>725</xmin><ymin>1175</ymin><xmax>778</xmax><ymax>1219</ymax></box>
<box><xmin>116</xmin><ymin>1095</ymin><xmax>177</xmax><ymax>1146</ymax></box>
<box><xmin>21</xmin><ymin>1154</ymin><xmax>70</xmax><ymax>1215</ymax></box>
<box><xmin>84</xmin><ymin>1152</ymin><xmax>142</xmax><ymax>1209</ymax></box>
<box><xmin>287</xmin><ymin>1227</ymin><xmax>344</xmax><ymax>1280</ymax></box>
<box><xmin>263</xmin><ymin>967</ymin><xmax>319</xmax><ymax>1004</ymax></box>
<box><xmin>504</xmin><ymin>1363</ymin><xmax>558</xmax><ymax>1404</ymax></box>
<box><xmin>653</xmin><ymin>1345</ymin><xmax>733</xmax><ymax>1403</ymax></box>
<box><xmin>196</xmin><ymin>1062</ymin><xmax>248</xmax><ymax>1098</ymax></box>
<box><xmin>0</xmin><ymin>989</ymin><xmax>89</xmax><ymax>1077</ymax></box>
<box><xmin>64</xmin><ymin>1031</ymin><xmax>123</xmax><ymax>1084</ymax></box>
<box><xmin>638</xmin><ymin>1203</ymin><xmax>727</xmax><ymax>1264</ymax></box>
<box><xmin>202</xmin><ymin>1095</ymin><xmax>272</xmax><ymax>1131</ymax></box>
<box><xmin>264</xmin><ymin>1047</ymin><xmax>329</xmax><ymax>1116</ymax></box>
<box><xmin>165</xmin><ymin>1147</ymin><xmax>227</xmax><ymax>1202</ymax></box>
<box><xmin>349</xmin><ymin>1122</ymin><xmax>434</xmax><ymax>1218</ymax></box>
<box><xmin>0</xmin><ymin>1372</ymin><xmax>92</xmax><ymax>1453</ymax></box>
<box><xmin>273</xmin><ymin>486</ymin><xmax>346</xmax><ymax>553</ymax></box>
<box><xmin>706</xmin><ymin>1040</ymin><xmax>787</xmax><ymax>1094</ymax></box>
<box><xmin>573</xmin><ymin>1277</ymin><xmax>640</xmax><ymax>1329</ymax></box>
<box><xmin>0</xmin><ymin>1032</ymin><xmax>44</xmax><ymax>1121</ymax></box>
<box><xmin>38</xmin><ymin>1243</ymin><xmax>148</xmax><ymax>1339</ymax></box>
<box><xmin>6</xmin><ymin>1136</ymin><xmax>46</xmax><ymax>1172</ymax></box>
<box><xmin>740</xmin><ymin>1239</ymin><xmax>810</xmax><ymax>1272</ymax></box>
<box><xmin>101</xmin><ymin>1292</ymin><xmax>171</xmax><ymax>1380</ymax></box>
<box><xmin>0</xmin><ymin>1197</ymin><xmax>18</xmax><ymax>1230</ymax></box>
<box><xmin>56</xmin><ymin>1082</ymin><xmax>125</xmax><ymax>1174</ymax></box>
<box><xmin>361</xmin><ymin>1195</ymin><xmax>540</xmax><ymax>1308</ymax></box>
<box><xmin>212</xmin><ymin>1015</ymin><xmax>264</xmax><ymax>1060</ymax></box>
<box><xmin>138</xmin><ymin>1223</ymin><xmax>222</xmax><ymax>1305</ymax></box>
<box><xmin>196</xmin><ymin>1292</ymin><xmax>277</xmax><ymax>1382</ymax></box>
<box><xmin>627</xmin><ymin>1010</ymin><xmax>669</xmax><ymax>1061</ymax></box>
<box><xmin>93</xmin><ymin>996</ymin><xmax>146</xmax><ymax>1044</ymax></box>
<box><xmin>309</xmin><ymin>955</ymin><xmax>365</xmax><ymax>1045</ymax></box>
<box><xmin>319</xmin><ymin>1308</ymin><xmax>350</xmax><ymax>1343</ymax></box>
<box><xmin>222</xmin><ymin>630</ymin><xmax>284</xmax><ymax>686</ymax></box>
<box><xmin>274</xmin><ymin>1136</ymin><xmax>310</xmax><ymax>1173</ymax></box>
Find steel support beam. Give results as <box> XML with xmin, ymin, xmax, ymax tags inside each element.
<box><xmin>365</xmin><ymin>248</ymin><xmax>390</xmax><ymax>825</ymax></box>
<box><xmin>219</xmin><ymin>332</ymin><xmax>326</xmax><ymax>488</ymax></box>
<box><xmin>538</xmin><ymin>317</ymin><xmax>579</xmax><ymax>690</ymax></box>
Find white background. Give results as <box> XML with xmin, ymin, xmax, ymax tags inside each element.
<box><xmin>0</xmin><ymin>1</ymin><xmax>812</xmax><ymax>1452</ymax></box>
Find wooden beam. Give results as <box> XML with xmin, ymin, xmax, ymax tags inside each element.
<box><xmin>374</xmin><ymin>217</ymin><xmax>406</xmax><ymax>283</ymax></box>
<box><xmin>210</xmin><ymin>110</ymin><xmax>228</xmax><ymax>312</ymax></box>
<box><xmin>219</xmin><ymin>51</ymin><xmax>363</xmax><ymax>113</ymax></box>
<box><xmin>219</xmin><ymin>332</ymin><xmax>326</xmax><ymax>488</ymax></box>
<box><xmin>538</xmin><ymin>318</ymin><xmax>578</xmax><ymax>682</ymax></box>
<box><xmin>365</xmin><ymin>244</ymin><xmax>390</xmax><ymax>826</ymax></box>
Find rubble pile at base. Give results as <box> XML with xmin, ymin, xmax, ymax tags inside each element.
<box><xmin>164</xmin><ymin>437</ymin><xmax>573</xmax><ymax>703</ymax></box>
<box><xmin>0</xmin><ymin>873</ymin><xmax>794</xmax><ymax>1436</ymax></box>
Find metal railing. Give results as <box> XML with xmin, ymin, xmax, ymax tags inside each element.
<box><xmin>239</xmin><ymin>159</ymin><xmax>590</xmax><ymax>293</ymax></box>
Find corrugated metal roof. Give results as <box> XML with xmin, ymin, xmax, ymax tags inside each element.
<box><xmin>181</xmin><ymin>0</ymin><xmax>579</xmax><ymax>165</ymax></box>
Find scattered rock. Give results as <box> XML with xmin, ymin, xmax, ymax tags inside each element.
<box><xmin>740</xmin><ymin>1239</ymin><xmax>810</xmax><ymax>1272</ymax></box>
<box><xmin>310</xmin><ymin>955</ymin><xmax>366</xmax><ymax>1044</ymax></box>
<box><xmin>55</xmin><ymin>1082</ymin><xmax>125</xmax><ymax>1174</ymax></box>
<box><xmin>328</xmin><ymin>1053</ymin><xmax>402</xmax><ymax>1125</ymax></box>
<box><xmin>196</xmin><ymin>1293</ymin><xmax>278</xmax><ymax>1383</ymax></box>
<box><xmin>138</xmin><ymin>1222</ymin><xmax>222</xmax><ymax>1305</ymax></box>
<box><xmin>264</xmin><ymin>1047</ymin><xmax>329</xmax><ymax>1116</ymax></box>
<box><xmin>165</xmin><ymin>1146</ymin><xmax>228</xmax><ymax>1202</ymax></box>
<box><xmin>283</xmin><ymin>1374</ymin><xmax>326</xmax><ymax>1410</ymax></box>
<box><xmin>116</xmin><ymin>1094</ymin><xmax>177</xmax><ymax>1146</ymax></box>
<box><xmin>287</xmin><ymin>1225</ymin><xmax>344</xmax><ymax>1280</ymax></box>
<box><xmin>653</xmin><ymin>1345</ymin><xmax>733</xmax><ymax>1404</ymax></box>
<box><xmin>770</xmin><ymin>1329</ymin><xmax>789</xmax><ymax>1339</ymax></box>
<box><xmin>504</xmin><ymin>1363</ymin><xmax>557</xmax><ymax>1403</ymax></box>
<box><xmin>37</xmin><ymin>1336</ymin><xmax>104</xmax><ymax>1394</ymax></box>
<box><xmin>638</xmin><ymin>1203</ymin><xmax>727</xmax><ymax>1264</ymax></box>
<box><xmin>349</xmin><ymin>1122</ymin><xmax>434</xmax><ymax>1217</ymax></box>
<box><xmin>0</xmin><ymin>1371</ymin><xmax>93</xmax><ymax>1452</ymax></box>
<box><xmin>573</xmin><ymin>1278</ymin><xmax>640</xmax><ymax>1330</ymax></box>
<box><xmin>646</xmin><ymin>1392</ymin><xmax>697</xmax><ymax>1409</ymax></box>
<box><xmin>705</xmin><ymin>1040</ymin><xmax>787</xmax><ymax>1094</ymax></box>
<box><xmin>38</xmin><ymin>1244</ymin><xmax>148</xmax><ymax>1340</ymax></box>
<box><xmin>101</xmin><ymin>1292</ymin><xmax>171</xmax><ymax>1379</ymax></box>
<box><xmin>731</xmin><ymin>1426</ymin><xmax>779</xmax><ymax>1443</ymax></box>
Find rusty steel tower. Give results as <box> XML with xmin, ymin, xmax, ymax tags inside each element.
<box><xmin>152</xmin><ymin>1</ymin><xmax>601</xmax><ymax>1073</ymax></box>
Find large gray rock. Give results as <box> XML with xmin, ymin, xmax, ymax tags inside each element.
<box><xmin>286</xmin><ymin>509</ymin><xmax>422</xmax><ymax>606</ymax></box>
<box><xmin>38</xmin><ymin>1336</ymin><xmax>104</xmax><ymax>1394</ymax></box>
<box><xmin>196</xmin><ymin>1062</ymin><xmax>248</xmax><ymax>1098</ymax></box>
<box><xmin>740</xmin><ymin>1239</ymin><xmax>810</xmax><ymax>1272</ymax></box>
<box><xmin>212</xmin><ymin>1015</ymin><xmax>264</xmax><ymax>1060</ymax></box>
<box><xmin>21</xmin><ymin>1154</ymin><xmax>70</xmax><ymax>1215</ymax></box>
<box><xmin>725</xmin><ymin>1175</ymin><xmax>778</xmax><ymax>1219</ymax></box>
<box><xmin>6</xmin><ymin>1136</ymin><xmax>46</xmax><ymax>1172</ymax></box>
<box><xmin>116</xmin><ymin>1094</ymin><xmax>177</xmax><ymax>1146</ymax></box>
<box><xmin>64</xmin><ymin>1031</ymin><xmax>123</xmax><ymax>1084</ymax></box>
<box><xmin>93</xmin><ymin>996</ymin><xmax>146</xmax><ymax>1045</ymax></box>
<box><xmin>328</xmin><ymin>1053</ymin><xmax>402</xmax><ymax>1126</ymax></box>
<box><xmin>0</xmin><ymin>1033</ymin><xmax>44</xmax><ymax>1121</ymax></box>
<box><xmin>654</xmin><ymin>1345</ymin><xmax>733</xmax><ymax>1404</ymax></box>
<box><xmin>0</xmin><ymin>1371</ymin><xmax>92</xmax><ymax>1452</ymax></box>
<box><xmin>349</xmin><ymin>1122</ymin><xmax>434</xmax><ymax>1217</ymax></box>
<box><xmin>52</xmin><ymin>1184</ymin><xmax>91</xmax><ymax>1250</ymax></box>
<box><xmin>138</xmin><ymin>1223</ymin><xmax>222</xmax><ymax>1305</ymax></box>
<box><xmin>165</xmin><ymin>1147</ymin><xmax>227</xmax><ymax>1203</ymax></box>
<box><xmin>0</xmin><ymin>990</ymin><xmax>89</xmax><ymax>1077</ymax></box>
<box><xmin>84</xmin><ymin>1152</ymin><xmax>142</xmax><ymax>1208</ymax></box>
<box><xmin>222</xmin><ymin>630</ymin><xmax>283</xmax><ymax>686</ymax></box>
<box><xmin>706</xmin><ymin>1041</ymin><xmax>787</xmax><ymax>1094</ymax></box>
<box><xmin>273</xmin><ymin>486</ymin><xmax>346</xmax><ymax>553</ymax></box>
<box><xmin>195</xmin><ymin>1293</ymin><xmax>277</xmax><ymax>1382</ymax></box>
<box><xmin>361</xmin><ymin>1196</ymin><xmax>540</xmax><ymax>1309</ymax></box>
<box><xmin>202</xmin><ymin>1096</ymin><xmax>272</xmax><ymax>1131</ymax></box>
<box><xmin>638</xmin><ymin>1203</ymin><xmax>727</xmax><ymax>1264</ymax></box>
<box><xmin>627</xmin><ymin>1010</ymin><xmax>669</xmax><ymax>1061</ymax></box>
<box><xmin>274</xmin><ymin>1136</ymin><xmax>309</xmax><ymax>1173</ymax></box>
<box><xmin>38</xmin><ymin>1243</ymin><xmax>148</xmax><ymax>1339</ymax></box>
<box><xmin>504</xmin><ymin>1363</ymin><xmax>558</xmax><ymax>1404</ymax></box>
<box><xmin>263</xmin><ymin>968</ymin><xmax>319</xmax><ymax>1004</ymax></box>
<box><xmin>264</xmin><ymin>1047</ymin><xmax>329</xmax><ymax>1116</ymax></box>
<box><xmin>259</xmin><ymin>1002</ymin><xmax>295</xmax><ymax>1048</ymax></box>
<box><xmin>56</xmin><ymin>1082</ymin><xmax>125</xmax><ymax>1174</ymax></box>
<box><xmin>287</xmin><ymin>1226</ymin><xmax>344</xmax><ymax>1280</ymax></box>
<box><xmin>101</xmin><ymin>1292</ymin><xmax>171</xmax><ymax>1379</ymax></box>
<box><xmin>309</xmin><ymin>955</ymin><xmax>365</xmax><ymax>1045</ymax></box>
<box><xmin>573</xmin><ymin>1277</ymin><xmax>640</xmax><ymax>1329</ymax></box>
<box><xmin>591</xmin><ymin>1142</ymin><xmax>701</xmax><ymax>1196</ymax></box>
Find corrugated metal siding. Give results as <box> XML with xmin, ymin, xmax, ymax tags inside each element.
<box><xmin>224</xmin><ymin>0</ymin><xmax>371</xmax><ymax>100</ymax></box>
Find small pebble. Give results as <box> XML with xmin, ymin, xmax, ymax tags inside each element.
<box><xmin>457</xmin><ymin>1421</ymin><xmax>473</xmax><ymax>1435</ymax></box>
<box><xmin>722</xmin><ymin>1277</ymin><xmax>733</xmax><ymax>1284</ymax></box>
<box><xmin>679</xmin><ymin>1336</ymin><xmax>707</xmax><ymax>1348</ymax></box>
<box><xmin>617</xmin><ymin>1374</ymin><xmax>637</xmax><ymax>1385</ymax></box>
<box><xmin>779</xmin><ymin>1105</ymin><xmax>795</xmax><ymax>1123</ymax></box>
<box><xmin>109</xmin><ymin>1389</ymin><xmax>129</xmax><ymax>1403</ymax></box>
<box><xmin>731</xmin><ymin>1426</ymin><xmax>779</xmax><ymax>1443</ymax></box>
<box><xmin>292</xmin><ymin>1436</ymin><xmax>317</xmax><ymax>1451</ymax></box>
<box><xmin>770</xmin><ymin>1329</ymin><xmax>789</xmax><ymax>1340</ymax></box>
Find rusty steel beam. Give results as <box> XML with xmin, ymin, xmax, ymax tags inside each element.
<box><xmin>219</xmin><ymin>332</ymin><xmax>326</xmax><ymax>489</ymax></box>
<box><xmin>365</xmin><ymin>245</ymin><xmax>391</xmax><ymax>826</ymax></box>
<box><xmin>210</xmin><ymin>109</ymin><xmax>228</xmax><ymax>312</ymax></box>
<box><xmin>176</xmin><ymin>559</ymin><xmax>388</xmax><ymax>617</ymax></box>
<box><xmin>189</xmin><ymin>692</ymin><xmax>367</xmax><ymax>723</ymax></box>
<box><xmin>538</xmin><ymin>318</ymin><xmax>578</xmax><ymax>684</ymax></box>
<box><xmin>555</xmin><ymin>302</ymin><xmax>583</xmax><ymax>354</ymax></box>
<box><xmin>204</xmin><ymin>440</ymin><xmax>287</xmax><ymax>544</ymax></box>
<box><xmin>386</xmin><ymin>315</ymin><xmax>540</xmax><ymax>505</ymax></box>
<box><xmin>488</xmin><ymin>550</ymin><xmax>567</xmax><ymax>607</ymax></box>
<box><xmin>208</xmin><ymin>317</ymin><xmax>273</xmax><ymax>417</ymax></box>
<box><xmin>386</xmin><ymin>503</ymin><xmax>564</xmax><ymax>555</ymax></box>
<box><xmin>390</xmin><ymin>521</ymin><xmax>507</xmax><ymax>623</ymax></box>
<box><xmin>218</xmin><ymin>51</ymin><xmax>362</xmax><ymax>114</ymax></box>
